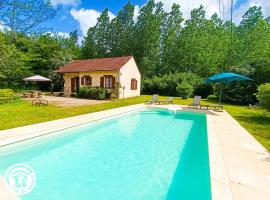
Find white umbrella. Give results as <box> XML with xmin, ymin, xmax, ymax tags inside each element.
<box><xmin>23</xmin><ymin>75</ymin><xmax>51</xmax><ymax>82</ymax></box>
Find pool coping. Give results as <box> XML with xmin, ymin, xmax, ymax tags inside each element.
<box><xmin>0</xmin><ymin>104</ymin><xmax>269</xmax><ymax>200</ymax></box>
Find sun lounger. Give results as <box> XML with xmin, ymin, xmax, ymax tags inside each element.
<box><xmin>188</xmin><ymin>96</ymin><xmax>201</xmax><ymax>109</ymax></box>
<box><xmin>145</xmin><ymin>94</ymin><xmax>159</xmax><ymax>104</ymax></box>
<box><xmin>157</xmin><ymin>97</ymin><xmax>174</xmax><ymax>104</ymax></box>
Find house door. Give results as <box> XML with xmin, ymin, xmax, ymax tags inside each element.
<box><xmin>71</xmin><ymin>78</ymin><xmax>75</xmax><ymax>92</ymax></box>
<box><xmin>75</xmin><ymin>77</ymin><xmax>80</xmax><ymax>92</ymax></box>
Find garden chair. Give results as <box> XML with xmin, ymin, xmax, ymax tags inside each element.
<box><xmin>188</xmin><ymin>96</ymin><xmax>201</xmax><ymax>109</ymax></box>
<box><xmin>145</xmin><ymin>94</ymin><xmax>159</xmax><ymax>104</ymax></box>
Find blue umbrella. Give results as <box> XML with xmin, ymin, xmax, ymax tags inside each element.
<box><xmin>205</xmin><ymin>72</ymin><xmax>252</xmax><ymax>104</ymax></box>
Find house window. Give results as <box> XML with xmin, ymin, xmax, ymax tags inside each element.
<box><xmin>131</xmin><ymin>78</ymin><xmax>137</xmax><ymax>90</ymax></box>
<box><xmin>81</xmin><ymin>76</ymin><xmax>92</xmax><ymax>86</ymax></box>
<box><xmin>104</xmin><ymin>76</ymin><xmax>113</xmax><ymax>88</ymax></box>
<box><xmin>84</xmin><ymin>76</ymin><xmax>92</xmax><ymax>85</ymax></box>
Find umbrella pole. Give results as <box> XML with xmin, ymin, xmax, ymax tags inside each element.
<box><xmin>219</xmin><ymin>83</ymin><xmax>223</xmax><ymax>105</ymax></box>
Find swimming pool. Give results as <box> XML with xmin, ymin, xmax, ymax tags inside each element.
<box><xmin>0</xmin><ymin>108</ymin><xmax>211</xmax><ymax>200</ymax></box>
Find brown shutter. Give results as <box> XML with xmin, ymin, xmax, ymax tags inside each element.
<box><xmin>71</xmin><ymin>78</ymin><xmax>75</xmax><ymax>92</ymax></box>
<box><xmin>89</xmin><ymin>77</ymin><xmax>92</xmax><ymax>85</ymax></box>
<box><xmin>112</xmin><ymin>76</ymin><xmax>115</xmax><ymax>89</ymax></box>
<box><xmin>100</xmin><ymin>77</ymin><xmax>104</xmax><ymax>88</ymax></box>
<box><xmin>135</xmin><ymin>79</ymin><xmax>137</xmax><ymax>90</ymax></box>
<box><xmin>131</xmin><ymin>79</ymin><xmax>137</xmax><ymax>90</ymax></box>
<box><xmin>81</xmin><ymin>77</ymin><xmax>84</xmax><ymax>85</ymax></box>
<box><xmin>130</xmin><ymin>79</ymin><xmax>133</xmax><ymax>90</ymax></box>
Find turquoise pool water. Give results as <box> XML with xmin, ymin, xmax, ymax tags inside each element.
<box><xmin>0</xmin><ymin>108</ymin><xmax>211</xmax><ymax>200</ymax></box>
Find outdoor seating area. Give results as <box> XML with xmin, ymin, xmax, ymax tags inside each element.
<box><xmin>145</xmin><ymin>94</ymin><xmax>174</xmax><ymax>105</ymax></box>
<box><xmin>188</xmin><ymin>96</ymin><xmax>224</xmax><ymax>111</ymax></box>
<box><xmin>145</xmin><ymin>94</ymin><xmax>224</xmax><ymax>111</ymax></box>
<box><xmin>23</xmin><ymin>91</ymin><xmax>45</xmax><ymax>98</ymax></box>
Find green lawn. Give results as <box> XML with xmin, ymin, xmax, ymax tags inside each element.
<box><xmin>0</xmin><ymin>95</ymin><xmax>269</xmax><ymax>151</ymax></box>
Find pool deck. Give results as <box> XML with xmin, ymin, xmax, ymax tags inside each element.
<box><xmin>0</xmin><ymin>104</ymin><xmax>269</xmax><ymax>200</ymax></box>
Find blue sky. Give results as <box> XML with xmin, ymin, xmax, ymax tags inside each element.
<box><xmin>46</xmin><ymin>0</ymin><xmax>269</xmax><ymax>38</ymax></box>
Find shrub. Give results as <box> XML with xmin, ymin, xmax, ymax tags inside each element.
<box><xmin>221</xmin><ymin>82</ymin><xmax>257</xmax><ymax>104</ymax></box>
<box><xmin>142</xmin><ymin>72</ymin><xmax>202</xmax><ymax>96</ymax></box>
<box><xmin>0</xmin><ymin>89</ymin><xmax>14</xmax><ymax>104</ymax></box>
<box><xmin>194</xmin><ymin>84</ymin><xmax>213</xmax><ymax>98</ymax></box>
<box><xmin>176</xmin><ymin>82</ymin><xmax>193</xmax><ymax>99</ymax></box>
<box><xmin>105</xmin><ymin>90</ymin><xmax>112</xmax><ymax>99</ymax></box>
<box><xmin>77</xmin><ymin>87</ymin><xmax>106</xmax><ymax>100</ymax></box>
<box><xmin>257</xmin><ymin>83</ymin><xmax>270</xmax><ymax>109</ymax></box>
<box><xmin>207</xmin><ymin>94</ymin><xmax>218</xmax><ymax>100</ymax></box>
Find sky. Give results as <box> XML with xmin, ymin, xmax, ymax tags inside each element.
<box><xmin>45</xmin><ymin>0</ymin><xmax>270</xmax><ymax>39</ymax></box>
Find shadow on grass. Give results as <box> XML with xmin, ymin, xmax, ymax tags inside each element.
<box><xmin>235</xmin><ymin>115</ymin><xmax>270</xmax><ymax>127</ymax></box>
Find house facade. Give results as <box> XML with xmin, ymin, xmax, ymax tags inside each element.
<box><xmin>56</xmin><ymin>56</ymin><xmax>141</xmax><ymax>98</ymax></box>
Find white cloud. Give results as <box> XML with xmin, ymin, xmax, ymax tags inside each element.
<box><xmin>70</xmin><ymin>8</ymin><xmax>115</xmax><ymax>36</ymax></box>
<box><xmin>134</xmin><ymin>5</ymin><xmax>140</xmax><ymax>21</ymax></box>
<box><xmin>45</xmin><ymin>31</ymin><xmax>70</xmax><ymax>38</ymax></box>
<box><xmin>50</xmin><ymin>0</ymin><xmax>80</xmax><ymax>7</ymax></box>
<box><xmin>156</xmin><ymin>0</ymin><xmax>234</xmax><ymax>20</ymax></box>
<box><xmin>234</xmin><ymin>0</ymin><xmax>270</xmax><ymax>23</ymax></box>
<box><xmin>155</xmin><ymin>0</ymin><xmax>270</xmax><ymax>22</ymax></box>
<box><xmin>57</xmin><ymin>31</ymin><xmax>70</xmax><ymax>38</ymax></box>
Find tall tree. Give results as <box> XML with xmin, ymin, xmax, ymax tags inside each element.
<box><xmin>0</xmin><ymin>0</ymin><xmax>56</xmax><ymax>37</ymax></box>
<box><xmin>95</xmin><ymin>8</ymin><xmax>112</xmax><ymax>57</ymax></box>
<box><xmin>82</xmin><ymin>27</ymin><xmax>97</xmax><ymax>58</ymax></box>
<box><xmin>160</xmin><ymin>3</ymin><xmax>183</xmax><ymax>74</ymax></box>
<box><xmin>176</xmin><ymin>6</ymin><xmax>208</xmax><ymax>75</ymax></box>
<box><xmin>109</xmin><ymin>1</ymin><xmax>135</xmax><ymax>57</ymax></box>
<box><xmin>134</xmin><ymin>0</ymin><xmax>165</xmax><ymax>77</ymax></box>
<box><xmin>239</xmin><ymin>6</ymin><xmax>263</xmax><ymax>30</ymax></box>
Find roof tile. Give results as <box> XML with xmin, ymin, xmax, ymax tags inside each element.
<box><xmin>56</xmin><ymin>56</ymin><xmax>133</xmax><ymax>73</ymax></box>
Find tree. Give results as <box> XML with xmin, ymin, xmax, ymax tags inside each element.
<box><xmin>109</xmin><ymin>1</ymin><xmax>135</xmax><ymax>57</ymax></box>
<box><xmin>82</xmin><ymin>27</ymin><xmax>98</xmax><ymax>58</ymax></box>
<box><xmin>94</xmin><ymin>8</ymin><xmax>112</xmax><ymax>57</ymax></box>
<box><xmin>0</xmin><ymin>0</ymin><xmax>56</xmax><ymax>37</ymax></box>
<box><xmin>0</xmin><ymin>32</ymin><xmax>30</xmax><ymax>88</ymax></box>
<box><xmin>239</xmin><ymin>6</ymin><xmax>263</xmax><ymax>30</ymax></box>
<box><xmin>134</xmin><ymin>0</ymin><xmax>165</xmax><ymax>78</ymax></box>
<box><xmin>64</xmin><ymin>30</ymin><xmax>81</xmax><ymax>58</ymax></box>
<box><xmin>160</xmin><ymin>3</ymin><xmax>183</xmax><ymax>75</ymax></box>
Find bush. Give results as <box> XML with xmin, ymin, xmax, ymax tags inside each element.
<box><xmin>221</xmin><ymin>82</ymin><xmax>257</xmax><ymax>104</ymax></box>
<box><xmin>105</xmin><ymin>90</ymin><xmax>112</xmax><ymax>99</ymax></box>
<box><xmin>142</xmin><ymin>72</ymin><xmax>202</xmax><ymax>96</ymax></box>
<box><xmin>176</xmin><ymin>82</ymin><xmax>193</xmax><ymax>99</ymax></box>
<box><xmin>257</xmin><ymin>83</ymin><xmax>270</xmax><ymax>109</ymax></box>
<box><xmin>194</xmin><ymin>84</ymin><xmax>213</xmax><ymax>98</ymax></box>
<box><xmin>0</xmin><ymin>89</ymin><xmax>14</xmax><ymax>104</ymax></box>
<box><xmin>207</xmin><ymin>94</ymin><xmax>218</xmax><ymax>100</ymax></box>
<box><xmin>77</xmin><ymin>87</ymin><xmax>106</xmax><ymax>100</ymax></box>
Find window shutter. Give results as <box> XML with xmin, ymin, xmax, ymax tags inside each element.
<box><xmin>131</xmin><ymin>79</ymin><xmax>137</xmax><ymax>90</ymax></box>
<box><xmin>112</xmin><ymin>76</ymin><xmax>115</xmax><ymax>89</ymax></box>
<box><xmin>100</xmin><ymin>77</ymin><xmax>104</xmax><ymax>88</ymax></box>
<box><xmin>131</xmin><ymin>79</ymin><xmax>134</xmax><ymax>90</ymax></box>
<box><xmin>89</xmin><ymin>77</ymin><xmax>92</xmax><ymax>85</ymax></box>
<box><xmin>81</xmin><ymin>77</ymin><xmax>84</xmax><ymax>85</ymax></box>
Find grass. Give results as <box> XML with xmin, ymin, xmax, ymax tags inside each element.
<box><xmin>224</xmin><ymin>104</ymin><xmax>270</xmax><ymax>151</ymax></box>
<box><xmin>0</xmin><ymin>95</ymin><xmax>269</xmax><ymax>151</ymax></box>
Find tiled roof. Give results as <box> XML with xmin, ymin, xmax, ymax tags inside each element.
<box><xmin>56</xmin><ymin>56</ymin><xmax>133</xmax><ymax>73</ymax></box>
